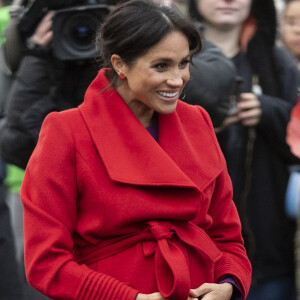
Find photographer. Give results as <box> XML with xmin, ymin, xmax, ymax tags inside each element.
<box><xmin>0</xmin><ymin>1</ymin><xmax>104</xmax><ymax>299</ymax></box>
<box><xmin>0</xmin><ymin>0</ymin><xmax>102</xmax><ymax>169</ymax></box>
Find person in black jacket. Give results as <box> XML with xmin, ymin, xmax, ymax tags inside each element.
<box><xmin>0</xmin><ymin>8</ymin><xmax>98</xmax><ymax>169</ymax></box>
<box><xmin>0</xmin><ymin>6</ymin><xmax>97</xmax><ymax>300</ymax></box>
<box><xmin>0</xmin><ymin>1</ymin><xmax>24</xmax><ymax>299</ymax></box>
<box><xmin>187</xmin><ymin>0</ymin><xmax>300</xmax><ymax>299</ymax></box>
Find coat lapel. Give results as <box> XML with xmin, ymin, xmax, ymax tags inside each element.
<box><xmin>79</xmin><ymin>69</ymin><xmax>222</xmax><ymax>191</ymax></box>
<box><xmin>158</xmin><ymin>107</ymin><xmax>223</xmax><ymax>191</ymax></box>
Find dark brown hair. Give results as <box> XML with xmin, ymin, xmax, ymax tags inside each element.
<box><xmin>96</xmin><ymin>0</ymin><xmax>202</xmax><ymax>86</ymax></box>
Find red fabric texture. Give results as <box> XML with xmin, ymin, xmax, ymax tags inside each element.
<box><xmin>21</xmin><ymin>69</ymin><xmax>251</xmax><ymax>299</ymax></box>
<box><xmin>287</xmin><ymin>97</ymin><xmax>300</xmax><ymax>158</ymax></box>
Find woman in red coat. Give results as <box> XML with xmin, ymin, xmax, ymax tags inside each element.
<box><xmin>20</xmin><ymin>0</ymin><xmax>251</xmax><ymax>299</ymax></box>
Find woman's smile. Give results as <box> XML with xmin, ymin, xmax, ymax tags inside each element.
<box><xmin>156</xmin><ymin>90</ymin><xmax>179</xmax><ymax>102</ymax></box>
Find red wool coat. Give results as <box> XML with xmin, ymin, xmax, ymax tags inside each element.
<box><xmin>21</xmin><ymin>69</ymin><xmax>251</xmax><ymax>300</ymax></box>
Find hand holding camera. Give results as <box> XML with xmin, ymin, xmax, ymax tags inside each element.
<box><xmin>29</xmin><ymin>10</ymin><xmax>54</xmax><ymax>48</ymax></box>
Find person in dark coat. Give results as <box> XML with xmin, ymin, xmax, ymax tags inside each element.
<box><xmin>187</xmin><ymin>0</ymin><xmax>300</xmax><ymax>299</ymax></box>
<box><xmin>0</xmin><ymin>1</ymin><xmax>24</xmax><ymax>299</ymax></box>
<box><xmin>0</xmin><ymin>9</ymin><xmax>98</xmax><ymax>169</ymax></box>
<box><xmin>0</xmin><ymin>7</ymin><xmax>97</xmax><ymax>300</ymax></box>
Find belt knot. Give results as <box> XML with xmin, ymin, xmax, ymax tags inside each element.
<box><xmin>148</xmin><ymin>221</ymin><xmax>173</xmax><ymax>240</ymax></box>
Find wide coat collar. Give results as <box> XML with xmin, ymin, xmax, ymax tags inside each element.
<box><xmin>79</xmin><ymin>69</ymin><xmax>223</xmax><ymax>192</ymax></box>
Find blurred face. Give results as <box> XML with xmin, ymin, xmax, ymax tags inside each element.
<box><xmin>282</xmin><ymin>1</ymin><xmax>300</xmax><ymax>60</ymax></box>
<box><xmin>116</xmin><ymin>31</ymin><xmax>190</xmax><ymax>122</ymax></box>
<box><xmin>197</xmin><ymin>0</ymin><xmax>252</xmax><ymax>30</ymax></box>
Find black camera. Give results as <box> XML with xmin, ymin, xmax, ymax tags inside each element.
<box><xmin>52</xmin><ymin>5</ymin><xmax>110</xmax><ymax>60</ymax></box>
<box><xmin>15</xmin><ymin>0</ymin><xmax>110</xmax><ymax>61</ymax></box>
<box><xmin>2</xmin><ymin>0</ymin><xmax>112</xmax><ymax>73</ymax></box>
<box><xmin>16</xmin><ymin>0</ymin><xmax>87</xmax><ymax>38</ymax></box>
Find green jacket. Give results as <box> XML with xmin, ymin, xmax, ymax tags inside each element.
<box><xmin>0</xmin><ymin>5</ymin><xmax>10</xmax><ymax>44</ymax></box>
<box><xmin>4</xmin><ymin>165</ymin><xmax>24</xmax><ymax>193</ymax></box>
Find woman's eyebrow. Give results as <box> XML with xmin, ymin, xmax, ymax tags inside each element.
<box><xmin>151</xmin><ymin>54</ymin><xmax>191</xmax><ymax>64</ymax></box>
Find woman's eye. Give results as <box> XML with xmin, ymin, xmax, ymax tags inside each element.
<box><xmin>179</xmin><ymin>59</ymin><xmax>190</xmax><ymax>68</ymax></box>
<box><xmin>155</xmin><ymin>63</ymin><xmax>168</xmax><ymax>71</ymax></box>
<box><xmin>285</xmin><ymin>18</ymin><xmax>296</xmax><ymax>26</ymax></box>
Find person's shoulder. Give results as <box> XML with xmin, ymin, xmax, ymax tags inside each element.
<box><xmin>42</xmin><ymin>108</ymin><xmax>81</xmax><ymax>132</ymax></box>
<box><xmin>273</xmin><ymin>46</ymin><xmax>298</xmax><ymax>68</ymax></box>
<box><xmin>47</xmin><ymin>107</ymin><xmax>80</xmax><ymax>120</ymax></box>
<box><xmin>177</xmin><ymin>100</ymin><xmax>210</xmax><ymax>117</ymax></box>
<box><xmin>37</xmin><ymin>108</ymin><xmax>84</xmax><ymax>151</ymax></box>
<box><xmin>273</xmin><ymin>46</ymin><xmax>300</xmax><ymax>88</ymax></box>
<box><xmin>177</xmin><ymin>100</ymin><xmax>213</xmax><ymax>128</ymax></box>
<box><xmin>177</xmin><ymin>100</ymin><xmax>226</xmax><ymax>166</ymax></box>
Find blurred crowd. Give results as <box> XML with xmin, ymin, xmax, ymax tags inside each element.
<box><xmin>0</xmin><ymin>0</ymin><xmax>300</xmax><ymax>299</ymax></box>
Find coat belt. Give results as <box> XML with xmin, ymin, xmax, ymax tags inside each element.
<box><xmin>73</xmin><ymin>221</ymin><xmax>222</xmax><ymax>300</ymax></box>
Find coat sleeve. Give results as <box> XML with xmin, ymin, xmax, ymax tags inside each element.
<box><xmin>209</xmin><ymin>166</ymin><xmax>252</xmax><ymax>299</ymax></box>
<box><xmin>21</xmin><ymin>112</ymin><xmax>139</xmax><ymax>300</ymax></box>
<box><xmin>196</xmin><ymin>107</ymin><xmax>252</xmax><ymax>299</ymax></box>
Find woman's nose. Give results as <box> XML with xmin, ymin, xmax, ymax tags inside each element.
<box><xmin>167</xmin><ymin>71</ymin><xmax>184</xmax><ymax>87</ymax></box>
<box><xmin>293</xmin><ymin>25</ymin><xmax>300</xmax><ymax>33</ymax></box>
<box><xmin>167</xmin><ymin>77</ymin><xmax>183</xmax><ymax>87</ymax></box>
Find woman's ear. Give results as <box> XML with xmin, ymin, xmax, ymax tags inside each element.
<box><xmin>111</xmin><ymin>54</ymin><xmax>127</xmax><ymax>77</ymax></box>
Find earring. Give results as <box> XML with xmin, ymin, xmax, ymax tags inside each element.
<box><xmin>119</xmin><ymin>74</ymin><xmax>126</xmax><ymax>79</ymax></box>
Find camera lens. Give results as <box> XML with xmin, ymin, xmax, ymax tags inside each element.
<box><xmin>71</xmin><ymin>23</ymin><xmax>94</xmax><ymax>47</ymax></box>
<box><xmin>66</xmin><ymin>13</ymin><xmax>98</xmax><ymax>50</ymax></box>
<box><xmin>52</xmin><ymin>6</ymin><xmax>110</xmax><ymax>60</ymax></box>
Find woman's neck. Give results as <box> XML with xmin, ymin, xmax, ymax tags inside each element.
<box><xmin>116</xmin><ymin>84</ymin><xmax>154</xmax><ymax>128</ymax></box>
<box><xmin>203</xmin><ymin>23</ymin><xmax>242</xmax><ymax>58</ymax></box>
